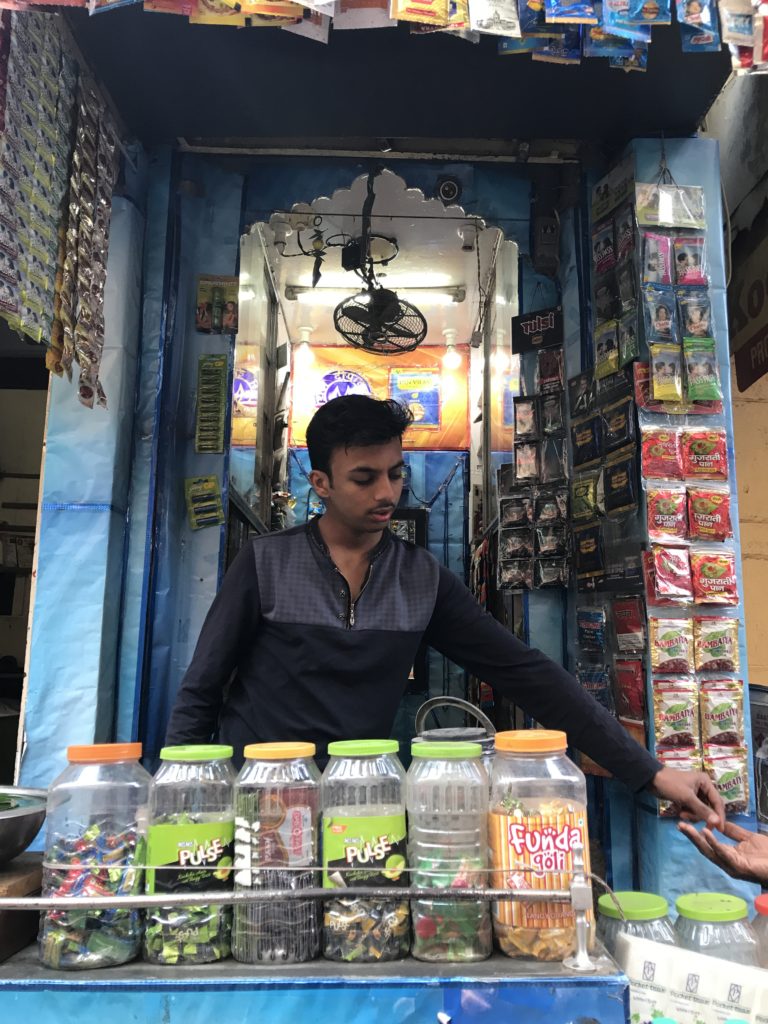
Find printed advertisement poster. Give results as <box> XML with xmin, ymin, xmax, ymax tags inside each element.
<box><xmin>289</xmin><ymin>345</ymin><xmax>469</xmax><ymax>449</ymax></box>
<box><xmin>389</xmin><ymin>368</ymin><xmax>441</xmax><ymax>429</ymax></box>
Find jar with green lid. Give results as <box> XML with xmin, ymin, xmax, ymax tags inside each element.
<box><xmin>674</xmin><ymin>892</ymin><xmax>758</xmax><ymax>965</ymax></box>
<box><xmin>232</xmin><ymin>742</ymin><xmax>321</xmax><ymax>964</ymax></box>
<box><xmin>407</xmin><ymin>741</ymin><xmax>491</xmax><ymax>962</ymax></box>
<box><xmin>144</xmin><ymin>744</ymin><xmax>235</xmax><ymax>965</ymax></box>
<box><xmin>321</xmin><ymin>739</ymin><xmax>409</xmax><ymax>962</ymax></box>
<box><xmin>596</xmin><ymin>891</ymin><xmax>676</xmax><ymax>957</ymax></box>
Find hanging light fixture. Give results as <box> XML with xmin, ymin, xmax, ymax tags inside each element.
<box><xmin>442</xmin><ymin>327</ymin><xmax>462</xmax><ymax>370</ymax></box>
<box><xmin>491</xmin><ymin>327</ymin><xmax>510</xmax><ymax>373</ymax></box>
<box><xmin>294</xmin><ymin>325</ymin><xmax>315</xmax><ymax>367</ymax></box>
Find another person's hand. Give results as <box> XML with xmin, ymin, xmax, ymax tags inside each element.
<box><xmin>679</xmin><ymin>820</ymin><xmax>768</xmax><ymax>886</ymax></box>
<box><xmin>647</xmin><ymin>767</ymin><xmax>725</xmax><ymax>829</ymax></box>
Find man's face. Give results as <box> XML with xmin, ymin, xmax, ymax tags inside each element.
<box><xmin>310</xmin><ymin>438</ymin><xmax>405</xmax><ymax>534</ymax></box>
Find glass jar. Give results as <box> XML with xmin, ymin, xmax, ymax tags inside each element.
<box><xmin>321</xmin><ymin>739</ymin><xmax>409</xmax><ymax>962</ymax></box>
<box><xmin>232</xmin><ymin>742</ymin><xmax>321</xmax><ymax>964</ymax></box>
<box><xmin>674</xmin><ymin>893</ymin><xmax>759</xmax><ymax>965</ymax></box>
<box><xmin>753</xmin><ymin>893</ymin><xmax>768</xmax><ymax>968</ymax></box>
<box><xmin>489</xmin><ymin>729</ymin><xmax>593</xmax><ymax>961</ymax></box>
<box><xmin>144</xmin><ymin>744</ymin><xmax>235</xmax><ymax>965</ymax></box>
<box><xmin>39</xmin><ymin>743</ymin><xmax>151</xmax><ymax>970</ymax></box>
<box><xmin>597</xmin><ymin>891</ymin><xmax>676</xmax><ymax>957</ymax></box>
<box><xmin>407</xmin><ymin>741</ymin><xmax>491</xmax><ymax>962</ymax></box>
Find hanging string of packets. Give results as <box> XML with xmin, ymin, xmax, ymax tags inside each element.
<box><xmin>3</xmin><ymin>0</ymin><xmax>767</xmax><ymax>71</ymax></box>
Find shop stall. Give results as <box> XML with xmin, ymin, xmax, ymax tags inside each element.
<box><xmin>0</xmin><ymin>3</ymin><xmax>765</xmax><ymax>1021</ymax></box>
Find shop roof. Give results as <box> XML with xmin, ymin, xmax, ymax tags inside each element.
<box><xmin>66</xmin><ymin>7</ymin><xmax>730</xmax><ymax>151</ymax></box>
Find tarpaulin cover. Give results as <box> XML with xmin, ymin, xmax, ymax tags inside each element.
<box><xmin>18</xmin><ymin>196</ymin><xmax>144</xmax><ymax>794</ymax></box>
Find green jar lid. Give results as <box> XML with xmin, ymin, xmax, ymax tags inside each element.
<box><xmin>675</xmin><ymin>892</ymin><xmax>748</xmax><ymax>923</ymax></box>
<box><xmin>159</xmin><ymin>744</ymin><xmax>234</xmax><ymax>762</ymax></box>
<box><xmin>411</xmin><ymin>741</ymin><xmax>483</xmax><ymax>760</ymax></box>
<box><xmin>327</xmin><ymin>740</ymin><xmax>399</xmax><ymax>757</ymax></box>
<box><xmin>597</xmin><ymin>891</ymin><xmax>669</xmax><ymax>921</ymax></box>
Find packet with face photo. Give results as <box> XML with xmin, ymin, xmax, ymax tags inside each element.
<box><xmin>594</xmin><ymin>320</ymin><xmax>620</xmax><ymax>380</ymax></box>
<box><xmin>594</xmin><ymin>272</ymin><xmax>621</xmax><ymax>324</ymax></box>
<box><xmin>613</xmin><ymin>203</ymin><xmax>635</xmax><ymax>259</ymax></box>
<box><xmin>514</xmin><ymin>395</ymin><xmax>540</xmax><ymax>439</ymax></box>
<box><xmin>641</xmin><ymin>230</ymin><xmax>674</xmax><ymax>285</ymax></box>
<box><xmin>643</xmin><ymin>285</ymin><xmax>677</xmax><ymax>343</ymax></box>
<box><xmin>677</xmin><ymin>288</ymin><xmax>712</xmax><ymax>338</ymax></box>
<box><xmin>515</xmin><ymin>442</ymin><xmax>540</xmax><ymax>483</ymax></box>
<box><xmin>674</xmin><ymin>235</ymin><xmax>707</xmax><ymax>285</ymax></box>
<box><xmin>541</xmin><ymin>392</ymin><xmax>565</xmax><ymax>435</ymax></box>
<box><xmin>684</xmin><ymin>337</ymin><xmax>722</xmax><ymax>402</ymax></box>
<box><xmin>537</xmin><ymin>346</ymin><xmax>565</xmax><ymax>394</ymax></box>
<box><xmin>568</xmin><ymin>369</ymin><xmax>595</xmax><ymax>417</ymax></box>
<box><xmin>592</xmin><ymin>219</ymin><xmax>616</xmax><ymax>274</ymax></box>
<box><xmin>615</xmin><ymin>260</ymin><xmax>636</xmax><ymax>314</ymax></box>
<box><xmin>618</xmin><ymin>312</ymin><xmax>639</xmax><ymax>367</ymax></box>
<box><xmin>649</xmin><ymin>343</ymin><xmax>683</xmax><ymax>403</ymax></box>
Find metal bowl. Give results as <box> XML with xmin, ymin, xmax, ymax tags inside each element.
<box><xmin>0</xmin><ymin>787</ymin><xmax>47</xmax><ymax>865</ymax></box>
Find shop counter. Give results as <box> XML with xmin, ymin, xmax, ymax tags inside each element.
<box><xmin>0</xmin><ymin>943</ymin><xmax>629</xmax><ymax>1023</ymax></box>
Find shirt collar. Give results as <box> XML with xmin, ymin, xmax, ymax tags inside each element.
<box><xmin>308</xmin><ymin>515</ymin><xmax>391</xmax><ymax>564</ymax></box>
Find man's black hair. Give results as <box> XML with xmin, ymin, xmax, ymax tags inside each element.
<box><xmin>306</xmin><ymin>395</ymin><xmax>413</xmax><ymax>477</ymax></box>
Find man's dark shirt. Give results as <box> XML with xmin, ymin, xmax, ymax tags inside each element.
<box><xmin>166</xmin><ymin>519</ymin><xmax>661</xmax><ymax>788</ymax></box>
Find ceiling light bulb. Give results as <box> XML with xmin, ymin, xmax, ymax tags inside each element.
<box><xmin>271</xmin><ymin>216</ymin><xmax>291</xmax><ymax>256</ymax></box>
<box><xmin>295</xmin><ymin>341</ymin><xmax>315</xmax><ymax>368</ymax></box>
<box><xmin>491</xmin><ymin>346</ymin><xmax>510</xmax><ymax>373</ymax></box>
<box><xmin>443</xmin><ymin>345</ymin><xmax>462</xmax><ymax>370</ymax></box>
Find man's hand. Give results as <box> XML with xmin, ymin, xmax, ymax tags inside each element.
<box><xmin>648</xmin><ymin>767</ymin><xmax>725</xmax><ymax>829</ymax></box>
<box><xmin>679</xmin><ymin>820</ymin><xmax>768</xmax><ymax>886</ymax></box>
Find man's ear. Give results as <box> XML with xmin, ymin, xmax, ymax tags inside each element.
<box><xmin>309</xmin><ymin>469</ymin><xmax>331</xmax><ymax>499</ymax></box>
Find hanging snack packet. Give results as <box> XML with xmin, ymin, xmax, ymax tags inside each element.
<box><xmin>518</xmin><ymin>0</ymin><xmax>561</xmax><ymax>36</ymax></box>
<box><xmin>602</xmin><ymin>395</ymin><xmax>636</xmax><ymax>454</ymax></box>
<box><xmin>616</xmin><ymin>262</ymin><xmax>637</xmax><ymax>315</ymax></box>
<box><xmin>541</xmin><ymin>392</ymin><xmax>565</xmax><ymax>435</ymax></box>
<box><xmin>577</xmin><ymin>663</ymin><xmax>614</xmax><ymax>712</ymax></box>
<box><xmin>643</xmin><ymin>551</ymin><xmax>683</xmax><ymax>607</ymax></box>
<box><xmin>537</xmin><ymin>347</ymin><xmax>565</xmax><ymax>394</ymax></box>
<box><xmin>615</xmin><ymin>659</ymin><xmax>646</xmax><ymax>719</ymax></box>
<box><xmin>613</xmin><ymin>596</ymin><xmax>646</xmax><ymax>653</ymax></box>
<box><xmin>535</xmin><ymin>524</ymin><xmax>567</xmax><ymax>556</ymax></box>
<box><xmin>649</xmin><ymin>343</ymin><xmax>683</xmax><ymax>403</ymax></box>
<box><xmin>392</xmin><ymin>0</ymin><xmax>450</xmax><ymax>25</ymax></box>
<box><xmin>540</xmin><ymin>436</ymin><xmax>567</xmax><ymax>484</ymax></box>
<box><xmin>657</xmin><ymin>748</ymin><xmax>703</xmax><ymax>816</ymax></box>
<box><xmin>498</xmin><ymin>35</ymin><xmax>540</xmax><ymax>51</ymax></box>
<box><xmin>514</xmin><ymin>396</ymin><xmax>540</xmax><ymax>439</ymax></box>
<box><xmin>694</xmin><ymin>616</ymin><xmax>740</xmax><ymax>672</ymax></box>
<box><xmin>534</xmin><ymin>558</ymin><xmax>569</xmax><ymax>587</ymax></box>
<box><xmin>626</xmin><ymin>0</ymin><xmax>671</xmax><ymax>22</ymax></box>
<box><xmin>515</xmin><ymin>442</ymin><xmax>540</xmax><ymax>483</ymax></box>
<box><xmin>499</xmin><ymin>559</ymin><xmax>534</xmax><ymax>589</ymax></box>
<box><xmin>681</xmin><ymin>428</ymin><xmax>728</xmax><ymax>480</ymax></box>
<box><xmin>614</xmin><ymin>203</ymin><xmax>636</xmax><ymax>260</ymax></box>
<box><xmin>680</xmin><ymin>20</ymin><xmax>722</xmax><ymax>51</ymax></box>
<box><xmin>534</xmin><ymin>487</ymin><xmax>568</xmax><ymax>523</ymax></box>
<box><xmin>650</xmin><ymin>617</ymin><xmax>694</xmax><ymax>673</ymax></box>
<box><xmin>604</xmin><ymin>0</ymin><xmax>653</xmax><ymax>37</ymax></box>
<box><xmin>603</xmin><ymin>446</ymin><xmax>639</xmax><ymax>519</ymax></box>
<box><xmin>703</xmin><ymin>746</ymin><xmax>749</xmax><ymax>816</ymax></box>
<box><xmin>674</xmin><ymin>235</ymin><xmax>708</xmax><ymax>286</ymax></box>
<box><xmin>642</xmin><ymin>230</ymin><xmax>674</xmax><ymax>285</ymax></box>
<box><xmin>643</xmin><ymin>285</ymin><xmax>677</xmax><ymax>343</ymax></box>
<box><xmin>594</xmin><ymin>272</ymin><xmax>621</xmax><ymax>325</ymax></box>
<box><xmin>568</xmin><ymin>370</ymin><xmax>595</xmax><ymax>417</ymax></box>
<box><xmin>687</xmin><ymin>485</ymin><xmax>731</xmax><ymax>542</ymax></box>
<box><xmin>618</xmin><ymin>312</ymin><xmax>640</xmax><ymax>367</ymax></box>
<box><xmin>592</xmin><ymin>220</ymin><xmax>616</xmax><ymax>275</ymax></box>
<box><xmin>470</xmin><ymin>0</ymin><xmax>521</xmax><ymax>34</ymax></box>
<box><xmin>652</xmin><ymin>545</ymin><xmax>693</xmax><ymax>600</ymax></box>
<box><xmin>684</xmin><ymin>337</ymin><xmax>722</xmax><ymax>402</ymax></box>
<box><xmin>572</xmin><ymin>474</ymin><xmax>599</xmax><ymax>521</ymax></box>
<box><xmin>610</xmin><ymin>43</ymin><xmax>649</xmax><ymax>68</ymax></box>
<box><xmin>532</xmin><ymin>24</ymin><xmax>583</xmax><ymax>59</ymax></box>
<box><xmin>574</xmin><ymin>521</ymin><xmax>605</xmax><ymax>585</ymax></box>
<box><xmin>594</xmin><ymin>320</ymin><xmax>620</xmax><ymax>381</ymax></box>
<box><xmin>653</xmin><ymin>677</ymin><xmax>699</xmax><ymax>750</ymax></box>
<box><xmin>577</xmin><ymin>606</ymin><xmax>608</xmax><ymax>652</ymax></box>
<box><xmin>499</xmin><ymin>528</ymin><xmax>534</xmax><ymax>559</ymax></box>
<box><xmin>647</xmin><ymin>484</ymin><xmax>688</xmax><ymax>542</ymax></box>
<box><xmin>544</xmin><ymin>0</ymin><xmax>597</xmax><ymax>22</ymax></box>
<box><xmin>701</xmin><ymin>680</ymin><xmax>744</xmax><ymax>747</ymax></box>
<box><xmin>677</xmin><ymin>289</ymin><xmax>712</xmax><ymax>338</ymax></box>
<box><xmin>690</xmin><ymin>547</ymin><xmax>739</xmax><ymax>605</ymax></box>
<box><xmin>641</xmin><ymin>427</ymin><xmax>683</xmax><ymax>480</ymax></box>
<box><xmin>498</xmin><ymin>463</ymin><xmax>516</xmax><ymax>494</ymax></box>
<box><xmin>500</xmin><ymin>492</ymin><xmax>533</xmax><ymax>528</ymax></box>
<box><xmin>571</xmin><ymin>412</ymin><xmax>602</xmax><ymax>469</ymax></box>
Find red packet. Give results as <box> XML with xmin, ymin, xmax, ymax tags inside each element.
<box><xmin>653</xmin><ymin>546</ymin><xmax>693</xmax><ymax>600</ymax></box>
<box><xmin>687</xmin><ymin>485</ymin><xmax>732</xmax><ymax>541</ymax></box>
<box><xmin>690</xmin><ymin>548</ymin><xmax>739</xmax><ymax>605</ymax></box>
<box><xmin>681</xmin><ymin>429</ymin><xmax>728</xmax><ymax>481</ymax></box>
<box><xmin>647</xmin><ymin>484</ymin><xmax>688</xmax><ymax>541</ymax></box>
<box><xmin>641</xmin><ymin>427</ymin><xmax>683</xmax><ymax>480</ymax></box>
<box><xmin>613</xmin><ymin>596</ymin><xmax>646</xmax><ymax>652</ymax></box>
<box><xmin>616</xmin><ymin>659</ymin><xmax>645</xmax><ymax>719</ymax></box>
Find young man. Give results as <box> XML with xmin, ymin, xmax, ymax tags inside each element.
<box><xmin>166</xmin><ymin>395</ymin><xmax>723</xmax><ymax>827</ymax></box>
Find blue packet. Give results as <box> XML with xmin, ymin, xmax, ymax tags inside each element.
<box><xmin>680</xmin><ymin>22</ymin><xmax>722</xmax><ymax>49</ymax></box>
<box><xmin>676</xmin><ymin>0</ymin><xmax>715</xmax><ymax>28</ymax></box>
<box><xmin>544</xmin><ymin>0</ymin><xmax>597</xmax><ymax>22</ymax></box>
<box><xmin>498</xmin><ymin>34</ymin><xmax>540</xmax><ymax>50</ymax></box>
<box><xmin>610</xmin><ymin>44</ymin><xmax>649</xmax><ymax>68</ymax></box>
<box><xmin>626</xmin><ymin>0</ymin><xmax>671</xmax><ymax>25</ymax></box>
<box><xmin>576</xmin><ymin>663</ymin><xmax>615</xmax><ymax>713</ymax></box>
<box><xmin>584</xmin><ymin>6</ymin><xmax>637</xmax><ymax>54</ymax></box>
<box><xmin>603</xmin><ymin>0</ymin><xmax>653</xmax><ymax>37</ymax></box>
<box><xmin>532</xmin><ymin>24</ymin><xmax>582</xmax><ymax>57</ymax></box>
<box><xmin>577</xmin><ymin>607</ymin><xmax>608</xmax><ymax>652</ymax></box>
<box><xmin>643</xmin><ymin>285</ymin><xmax>677</xmax><ymax>343</ymax></box>
<box><xmin>518</xmin><ymin>0</ymin><xmax>566</xmax><ymax>33</ymax></box>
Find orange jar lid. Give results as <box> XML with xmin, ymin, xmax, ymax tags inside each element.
<box><xmin>67</xmin><ymin>743</ymin><xmax>142</xmax><ymax>763</ymax></box>
<box><xmin>244</xmin><ymin>742</ymin><xmax>316</xmax><ymax>760</ymax></box>
<box><xmin>495</xmin><ymin>730</ymin><xmax>567</xmax><ymax>754</ymax></box>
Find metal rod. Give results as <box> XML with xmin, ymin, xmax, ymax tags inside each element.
<box><xmin>0</xmin><ymin>887</ymin><xmax>572</xmax><ymax>912</ymax></box>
